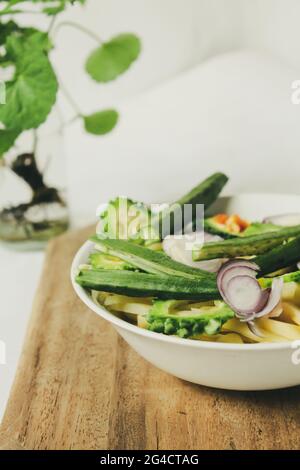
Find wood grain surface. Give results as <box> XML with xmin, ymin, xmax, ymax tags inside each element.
<box><xmin>1</xmin><ymin>226</ymin><xmax>300</xmax><ymax>450</ymax></box>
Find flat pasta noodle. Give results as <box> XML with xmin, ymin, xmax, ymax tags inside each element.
<box><xmin>256</xmin><ymin>317</ymin><xmax>300</xmax><ymax>340</ymax></box>
<box><xmin>222</xmin><ymin>318</ymin><xmax>288</xmax><ymax>343</ymax></box>
<box><xmin>91</xmin><ymin>290</ymin><xmax>111</xmax><ymax>306</ymax></box>
<box><xmin>216</xmin><ymin>333</ymin><xmax>244</xmax><ymax>344</ymax></box>
<box><xmin>192</xmin><ymin>332</ymin><xmax>244</xmax><ymax>343</ymax></box>
<box><xmin>281</xmin><ymin>282</ymin><xmax>300</xmax><ymax>306</ymax></box>
<box><xmin>110</xmin><ymin>302</ymin><xmax>151</xmax><ymax>316</ymax></box>
<box><xmin>138</xmin><ymin>315</ymin><xmax>149</xmax><ymax>329</ymax></box>
<box><xmin>104</xmin><ymin>294</ymin><xmax>152</xmax><ymax>307</ymax></box>
<box><xmin>280</xmin><ymin>302</ymin><xmax>300</xmax><ymax>325</ymax></box>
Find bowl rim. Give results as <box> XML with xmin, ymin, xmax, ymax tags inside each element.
<box><xmin>71</xmin><ymin>193</ymin><xmax>300</xmax><ymax>352</ymax></box>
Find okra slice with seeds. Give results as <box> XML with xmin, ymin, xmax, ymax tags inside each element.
<box><xmin>91</xmin><ymin>237</ymin><xmax>216</xmax><ymax>280</ymax></box>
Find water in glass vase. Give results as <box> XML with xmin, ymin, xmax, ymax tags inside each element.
<box><xmin>0</xmin><ymin>109</ymin><xmax>69</xmax><ymax>250</ymax></box>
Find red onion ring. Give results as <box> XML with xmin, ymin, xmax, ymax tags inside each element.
<box><xmin>247</xmin><ymin>321</ymin><xmax>265</xmax><ymax>338</ymax></box>
<box><xmin>216</xmin><ymin>260</ymin><xmax>283</xmax><ymax>322</ymax></box>
<box><xmin>254</xmin><ymin>278</ymin><xmax>284</xmax><ymax>318</ymax></box>
<box><xmin>225</xmin><ymin>276</ymin><xmax>267</xmax><ymax>316</ymax></box>
<box><xmin>221</xmin><ymin>266</ymin><xmax>257</xmax><ymax>291</ymax></box>
<box><xmin>217</xmin><ymin>259</ymin><xmax>259</xmax><ymax>293</ymax></box>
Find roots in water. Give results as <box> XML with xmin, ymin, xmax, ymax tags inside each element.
<box><xmin>0</xmin><ymin>153</ymin><xmax>69</xmax><ymax>242</ymax></box>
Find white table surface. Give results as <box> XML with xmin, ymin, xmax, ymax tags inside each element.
<box><xmin>0</xmin><ymin>247</ymin><xmax>44</xmax><ymax>419</ymax></box>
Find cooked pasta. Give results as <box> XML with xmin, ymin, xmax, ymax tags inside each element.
<box><xmin>92</xmin><ymin>290</ymin><xmax>300</xmax><ymax>344</ymax></box>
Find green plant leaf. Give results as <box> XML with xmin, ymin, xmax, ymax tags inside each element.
<box><xmin>0</xmin><ymin>24</ymin><xmax>51</xmax><ymax>66</ymax></box>
<box><xmin>0</xmin><ymin>33</ymin><xmax>58</xmax><ymax>130</ymax></box>
<box><xmin>86</xmin><ymin>33</ymin><xmax>141</xmax><ymax>83</ymax></box>
<box><xmin>0</xmin><ymin>0</ymin><xmax>86</xmax><ymax>15</ymax></box>
<box><xmin>83</xmin><ymin>109</ymin><xmax>119</xmax><ymax>135</ymax></box>
<box><xmin>0</xmin><ymin>20</ymin><xmax>19</xmax><ymax>45</ymax></box>
<box><xmin>0</xmin><ymin>128</ymin><xmax>19</xmax><ymax>157</ymax></box>
<box><xmin>41</xmin><ymin>0</ymin><xmax>86</xmax><ymax>15</ymax></box>
<box><xmin>23</xmin><ymin>30</ymin><xmax>53</xmax><ymax>53</ymax></box>
<box><xmin>4</xmin><ymin>29</ymin><xmax>52</xmax><ymax>58</ymax></box>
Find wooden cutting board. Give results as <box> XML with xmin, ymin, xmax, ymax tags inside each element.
<box><xmin>1</xmin><ymin>226</ymin><xmax>300</xmax><ymax>450</ymax></box>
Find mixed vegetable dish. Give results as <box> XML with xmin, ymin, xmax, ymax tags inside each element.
<box><xmin>75</xmin><ymin>173</ymin><xmax>300</xmax><ymax>343</ymax></box>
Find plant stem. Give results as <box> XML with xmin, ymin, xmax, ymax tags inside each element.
<box><xmin>43</xmin><ymin>115</ymin><xmax>80</xmax><ymax>139</ymax></box>
<box><xmin>54</xmin><ymin>21</ymin><xmax>102</xmax><ymax>43</ymax></box>
<box><xmin>65</xmin><ymin>115</ymin><xmax>80</xmax><ymax>126</ymax></box>
<box><xmin>58</xmin><ymin>78</ymin><xmax>82</xmax><ymax>116</ymax></box>
<box><xmin>0</xmin><ymin>9</ymin><xmax>41</xmax><ymax>16</ymax></box>
<box><xmin>32</xmin><ymin>130</ymin><xmax>38</xmax><ymax>154</ymax></box>
<box><xmin>48</xmin><ymin>14</ymin><xmax>57</xmax><ymax>34</ymax></box>
<box><xmin>0</xmin><ymin>9</ymin><xmax>21</xmax><ymax>16</ymax></box>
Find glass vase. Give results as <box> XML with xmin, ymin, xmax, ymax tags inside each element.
<box><xmin>0</xmin><ymin>108</ymin><xmax>69</xmax><ymax>250</ymax></box>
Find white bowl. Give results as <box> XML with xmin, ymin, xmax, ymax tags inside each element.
<box><xmin>71</xmin><ymin>194</ymin><xmax>300</xmax><ymax>391</ymax></box>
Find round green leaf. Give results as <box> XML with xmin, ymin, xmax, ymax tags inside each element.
<box><xmin>0</xmin><ymin>21</ymin><xmax>19</xmax><ymax>46</ymax></box>
<box><xmin>0</xmin><ymin>34</ymin><xmax>58</xmax><ymax>131</ymax></box>
<box><xmin>42</xmin><ymin>0</ymin><xmax>87</xmax><ymax>15</ymax></box>
<box><xmin>84</xmin><ymin>109</ymin><xmax>119</xmax><ymax>135</ymax></box>
<box><xmin>86</xmin><ymin>33</ymin><xmax>141</xmax><ymax>83</ymax></box>
<box><xmin>0</xmin><ymin>128</ymin><xmax>20</xmax><ymax>157</ymax></box>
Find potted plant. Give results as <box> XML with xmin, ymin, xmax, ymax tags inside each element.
<box><xmin>0</xmin><ymin>0</ymin><xmax>141</xmax><ymax>247</ymax></box>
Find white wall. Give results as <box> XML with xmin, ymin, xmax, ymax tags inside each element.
<box><xmin>51</xmin><ymin>0</ymin><xmax>244</xmax><ymax>109</ymax></box>
<box><xmin>241</xmin><ymin>0</ymin><xmax>300</xmax><ymax>70</ymax></box>
<box><xmin>4</xmin><ymin>0</ymin><xmax>300</xmax><ymax>222</ymax></box>
<box><xmin>48</xmin><ymin>0</ymin><xmax>300</xmax><ymax>111</ymax></box>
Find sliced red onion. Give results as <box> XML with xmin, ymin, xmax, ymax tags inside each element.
<box><xmin>217</xmin><ymin>258</ymin><xmax>260</xmax><ymax>277</ymax></box>
<box><xmin>267</xmin><ymin>302</ymin><xmax>283</xmax><ymax>319</ymax></box>
<box><xmin>219</xmin><ymin>266</ymin><xmax>261</xmax><ymax>318</ymax></box>
<box><xmin>225</xmin><ymin>276</ymin><xmax>266</xmax><ymax>315</ymax></box>
<box><xmin>162</xmin><ymin>232</ymin><xmax>225</xmax><ymax>273</ymax></box>
<box><xmin>239</xmin><ymin>289</ymin><xmax>270</xmax><ymax>321</ymax></box>
<box><xmin>216</xmin><ymin>259</ymin><xmax>283</xmax><ymax>322</ymax></box>
<box><xmin>221</xmin><ymin>266</ymin><xmax>257</xmax><ymax>290</ymax></box>
<box><xmin>263</xmin><ymin>213</ymin><xmax>300</xmax><ymax>226</ymax></box>
<box><xmin>254</xmin><ymin>278</ymin><xmax>284</xmax><ymax>318</ymax></box>
<box><xmin>217</xmin><ymin>259</ymin><xmax>259</xmax><ymax>292</ymax></box>
<box><xmin>247</xmin><ymin>321</ymin><xmax>265</xmax><ymax>338</ymax></box>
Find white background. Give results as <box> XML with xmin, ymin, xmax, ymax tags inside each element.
<box><xmin>1</xmin><ymin>0</ymin><xmax>300</xmax><ymax>418</ymax></box>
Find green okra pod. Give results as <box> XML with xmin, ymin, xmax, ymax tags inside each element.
<box><xmin>76</xmin><ymin>269</ymin><xmax>220</xmax><ymax>301</ymax></box>
<box><xmin>255</xmin><ymin>237</ymin><xmax>300</xmax><ymax>276</ymax></box>
<box><xmin>193</xmin><ymin>225</ymin><xmax>300</xmax><ymax>261</ymax></box>
<box><xmin>259</xmin><ymin>270</ymin><xmax>300</xmax><ymax>288</ymax></box>
<box><xmin>156</xmin><ymin>172</ymin><xmax>228</xmax><ymax>238</ymax></box>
